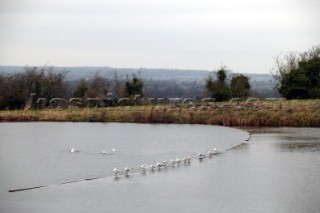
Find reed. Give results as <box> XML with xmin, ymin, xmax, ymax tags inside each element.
<box><xmin>1</xmin><ymin>100</ymin><xmax>320</xmax><ymax>127</ymax></box>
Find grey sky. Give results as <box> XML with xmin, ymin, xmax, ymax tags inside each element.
<box><xmin>0</xmin><ymin>0</ymin><xmax>319</xmax><ymax>73</ymax></box>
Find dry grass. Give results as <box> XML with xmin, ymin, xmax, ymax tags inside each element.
<box><xmin>1</xmin><ymin>100</ymin><xmax>320</xmax><ymax>127</ymax></box>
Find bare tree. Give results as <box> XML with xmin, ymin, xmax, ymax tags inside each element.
<box><xmin>0</xmin><ymin>65</ymin><xmax>68</xmax><ymax>110</ymax></box>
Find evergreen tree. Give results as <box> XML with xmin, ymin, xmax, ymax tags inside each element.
<box><xmin>205</xmin><ymin>66</ymin><xmax>232</xmax><ymax>101</ymax></box>
<box><xmin>231</xmin><ymin>74</ymin><xmax>251</xmax><ymax>98</ymax></box>
<box><xmin>272</xmin><ymin>45</ymin><xmax>320</xmax><ymax>99</ymax></box>
<box><xmin>124</xmin><ymin>74</ymin><xmax>144</xmax><ymax>97</ymax></box>
<box><xmin>73</xmin><ymin>79</ymin><xmax>88</xmax><ymax>98</ymax></box>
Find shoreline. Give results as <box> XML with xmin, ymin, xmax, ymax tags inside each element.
<box><xmin>1</xmin><ymin>100</ymin><xmax>320</xmax><ymax>127</ymax></box>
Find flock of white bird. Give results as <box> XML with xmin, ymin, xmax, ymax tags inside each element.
<box><xmin>69</xmin><ymin>147</ymin><xmax>221</xmax><ymax>178</ymax></box>
<box><xmin>114</xmin><ymin>148</ymin><xmax>221</xmax><ymax>178</ymax></box>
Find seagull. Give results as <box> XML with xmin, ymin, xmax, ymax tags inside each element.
<box><xmin>124</xmin><ymin>167</ymin><xmax>133</xmax><ymax>176</ymax></box>
<box><xmin>182</xmin><ymin>157</ymin><xmax>187</xmax><ymax>163</ymax></box>
<box><xmin>207</xmin><ymin>150</ymin><xmax>214</xmax><ymax>157</ymax></box>
<box><xmin>70</xmin><ymin>148</ymin><xmax>78</xmax><ymax>153</ymax></box>
<box><xmin>187</xmin><ymin>156</ymin><xmax>191</xmax><ymax>163</ymax></box>
<box><xmin>113</xmin><ymin>168</ymin><xmax>122</xmax><ymax>177</ymax></box>
<box><xmin>140</xmin><ymin>165</ymin><xmax>148</xmax><ymax>172</ymax></box>
<box><xmin>149</xmin><ymin>164</ymin><xmax>157</xmax><ymax>171</ymax></box>
<box><xmin>169</xmin><ymin>159</ymin><xmax>177</xmax><ymax>167</ymax></box>
<box><xmin>198</xmin><ymin>152</ymin><xmax>206</xmax><ymax>160</ymax></box>
<box><xmin>162</xmin><ymin>161</ymin><xmax>169</xmax><ymax>167</ymax></box>
<box><xmin>213</xmin><ymin>148</ymin><xmax>221</xmax><ymax>155</ymax></box>
<box><xmin>156</xmin><ymin>162</ymin><xmax>163</xmax><ymax>169</ymax></box>
<box><xmin>182</xmin><ymin>157</ymin><xmax>187</xmax><ymax>164</ymax></box>
<box><xmin>176</xmin><ymin>157</ymin><xmax>182</xmax><ymax>165</ymax></box>
<box><xmin>102</xmin><ymin>148</ymin><xmax>116</xmax><ymax>155</ymax></box>
<box><xmin>182</xmin><ymin>156</ymin><xmax>192</xmax><ymax>164</ymax></box>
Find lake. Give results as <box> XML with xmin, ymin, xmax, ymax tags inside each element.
<box><xmin>0</xmin><ymin>123</ymin><xmax>319</xmax><ymax>213</ymax></box>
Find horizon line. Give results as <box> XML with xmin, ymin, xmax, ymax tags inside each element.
<box><xmin>0</xmin><ymin>64</ymin><xmax>270</xmax><ymax>74</ymax></box>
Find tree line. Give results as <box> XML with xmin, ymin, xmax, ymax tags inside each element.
<box><xmin>205</xmin><ymin>66</ymin><xmax>251</xmax><ymax>101</ymax></box>
<box><xmin>272</xmin><ymin>45</ymin><xmax>320</xmax><ymax>99</ymax></box>
<box><xmin>0</xmin><ymin>65</ymin><xmax>252</xmax><ymax>110</ymax></box>
<box><xmin>0</xmin><ymin>67</ymin><xmax>144</xmax><ymax>110</ymax></box>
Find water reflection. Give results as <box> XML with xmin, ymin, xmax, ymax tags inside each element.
<box><xmin>245</xmin><ymin>127</ymin><xmax>320</xmax><ymax>153</ymax></box>
<box><xmin>113</xmin><ymin>177</ymin><xmax>121</xmax><ymax>181</ymax></box>
<box><xmin>279</xmin><ymin>135</ymin><xmax>319</xmax><ymax>142</ymax></box>
<box><xmin>274</xmin><ymin>128</ymin><xmax>320</xmax><ymax>152</ymax></box>
<box><xmin>277</xmin><ymin>142</ymin><xmax>320</xmax><ymax>152</ymax></box>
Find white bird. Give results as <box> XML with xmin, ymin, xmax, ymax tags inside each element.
<box><xmin>182</xmin><ymin>156</ymin><xmax>192</xmax><ymax>164</ymax></box>
<box><xmin>187</xmin><ymin>156</ymin><xmax>191</xmax><ymax>163</ymax></box>
<box><xmin>124</xmin><ymin>167</ymin><xmax>133</xmax><ymax>176</ymax></box>
<box><xmin>213</xmin><ymin>148</ymin><xmax>221</xmax><ymax>155</ymax></box>
<box><xmin>149</xmin><ymin>164</ymin><xmax>157</xmax><ymax>171</ymax></box>
<box><xmin>198</xmin><ymin>152</ymin><xmax>206</xmax><ymax>159</ymax></box>
<box><xmin>207</xmin><ymin>150</ymin><xmax>214</xmax><ymax>157</ymax></box>
<box><xmin>182</xmin><ymin>157</ymin><xmax>187</xmax><ymax>163</ymax></box>
<box><xmin>169</xmin><ymin>159</ymin><xmax>177</xmax><ymax>167</ymax></box>
<box><xmin>113</xmin><ymin>168</ymin><xmax>122</xmax><ymax>177</ymax></box>
<box><xmin>162</xmin><ymin>161</ymin><xmax>170</xmax><ymax>167</ymax></box>
<box><xmin>112</xmin><ymin>148</ymin><xmax>116</xmax><ymax>152</ymax></box>
<box><xmin>176</xmin><ymin>157</ymin><xmax>182</xmax><ymax>165</ymax></box>
<box><xmin>70</xmin><ymin>148</ymin><xmax>78</xmax><ymax>153</ymax></box>
<box><xmin>156</xmin><ymin>162</ymin><xmax>163</xmax><ymax>169</ymax></box>
<box><xmin>140</xmin><ymin>165</ymin><xmax>148</xmax><ymax>172</ymax></box>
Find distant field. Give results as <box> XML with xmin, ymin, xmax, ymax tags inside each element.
<box><xmin>0</xmin><ymin>100</ymin><xmax>319</xmax><ymax>127</ymax></box>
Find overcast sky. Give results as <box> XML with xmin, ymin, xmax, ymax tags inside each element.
<box><xmin>0</xmin><ymin>0</ymin><xmax>319</xmax><ymax>73</ymax></box>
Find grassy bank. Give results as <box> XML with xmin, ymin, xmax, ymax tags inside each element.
<box><xmin>1</xmin><ymin>100</ymin><xmax>320</xmax><ymax>127</ymax></box>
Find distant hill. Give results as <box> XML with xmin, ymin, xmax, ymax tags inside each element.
<box><xmin>0</xmin><ymin>66</ymin><xmax>209</xmax><ymax>80</ymax></box>
<box><xmin>0</xmin><ymin>65</ymin><xmax>272</xmax><ymax>81</ymax></box>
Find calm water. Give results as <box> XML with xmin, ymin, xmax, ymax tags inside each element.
<box><xmin>0</xmin><ymin>123</ymin><xmax>319</xmax><ymax>213</ymax></box>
